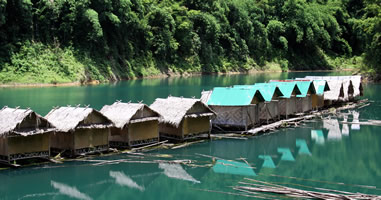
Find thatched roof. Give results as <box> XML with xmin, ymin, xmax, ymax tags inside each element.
<box><xmin>323</xmin><ymin>80</ymin><xmax>344</xmax><ymax>100</ymax></box>
<box><xmin>0</xmin><ymin>107</ymin><xmax>54</xmax><ymax>136</ymax></box>
<box><xmin>305</xmin><ymin>75</ymin><xmax>362</xmax><ymax>97</ymax></box>
<box><xmin>100</xmin><ymin>102</ymin><xmax>160</xmax><ymax>129</ymax></box>
<box><xmin>200</xmin><ymin>90</ymin><xmax>212</xmax><ymax>104</ymax></box>
<box><xmin>45</xmin><ymin>106</ymin><xmax>112</xmax><ymax>132</ymax></box>
<box><xmin>150</xmin><ymin>97</ymin><xmax>215</xmax><ymax>127</ymax></box>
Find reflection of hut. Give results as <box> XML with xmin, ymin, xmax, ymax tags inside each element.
<box><xmin>296</xmin><ymin>139</ymin><xmax>311</xmax><ymax>155</ymax></box>
<box><xmin>204</xmin><ymin>87</ymin><xmax>265</xmax><ymax>130</ymax></box>
<box><xmin>351</xmin><ymin>111</ymin><xmax>360</xmax><ymax>130</ymax></box>
<box><xmin>294</xmin><ymin>81</ymin><xmax>316</xmax><ymax>113</ymax></box>
<box><xmin>323</xmin><ymin>119</ymin><xmax>342</xmax><ymax>141</ymax></box>
<box><xmin>150</xmin><ymin>97</ymin><xmax>215</xmax><ymax>141</ymax></box>
<box><xmin>45</xmin><ymin>107</ymin><xmax>112</xmax><ymax>157</ymax></box>
<box><xmin>268</xmin><ymin>81</ymin><xmax>302</xmax><ymax>118</ymax></box>
<box><xmin>311</xmin><ymin>129</ymin><xmax>325</xmax><ymax>145</ymax></box>
<box><xmin>213</xmin><ymin>159</ymin><xmax>256</xmax><ymax>176</ymax></box>
<box><xmin>277</xmin><ymin>148</ymin><xmax>295</xmax><ymax>161</ymax></box>
<box><xmin>236</xmin><ymin>84</ymin><xmax>284</xmax><ymax>124</ymax></box>
<box><xmin>0</xmin><ymin>107</ymin><xmax>54</xmax><ymax>164</ymax></box>
<box><xmin>100</xmin><ymin>102</ymin><xmax>160</xmax><ymax>148</ymax></box>
<box><xmin>342</xmin><ymin>115</ymin><xmax>349</xmax><ymax>135</ymax></box>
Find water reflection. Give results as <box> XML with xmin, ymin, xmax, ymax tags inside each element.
<box><xmin>296</xmin><ymin>139</ymin><xmax>311</xmax><ymax>155</ymax></box>
<box><xmin>51</xmin><ymin>180</ymin><xmax>92</xmax><ymax>200</ymax></box>
<box><xmin>277</xmin><ymin>148</ymin><xmax>295</xmax><ymax>161</ymax></box>
<box><xmin>324</xmin><ymin>119</ymin><xmax>342</xmax><ymax>141</ymax></box>
<box><xmin>158</xmin><ymin>163</ymin><xmax>200</xmax><ymax>183</ymax></box>
<box><xmin>342</xmin><ymin>115</ymin><xmax>350</xmax><ymax>136</ymax></box>
<box><xmin>258</xmin><ymin>155</ymin><xmax>276</xmax><ymax>169</ymax></box>
<box><xmin>212</xmin><ymin>159</ymin><xmax>256</xmax><ymax>176</ymax></box>
<box><xmin>311</xmin><ymin>129</ymin><xmax>325</xmax><ymax>145</ymax></box>
<box><xmin>352</xmin><ymin>111</ymin><xmax>360</xmax><ymax>130</ymax></box>
<box><xmin>109</xmin><ymin>171</ymin><xmax>145</xmax><ymax>191</ymax></box>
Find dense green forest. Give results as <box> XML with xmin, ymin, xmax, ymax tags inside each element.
<box><xmin>0</xmin><ymin>0</ymin><xmax>380</xmax><ymax>84</ymax></box>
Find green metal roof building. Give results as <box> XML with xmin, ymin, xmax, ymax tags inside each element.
<box><xmin>205</xmin><ymin>87</ymin><xmax>265</xmax><ymax>130</ymax></box>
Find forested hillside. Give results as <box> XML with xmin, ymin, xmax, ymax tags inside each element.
<box><xmin>0</xmin><ymin>0</ymin><xmax>380</xmax><ymax>84</ymax></box>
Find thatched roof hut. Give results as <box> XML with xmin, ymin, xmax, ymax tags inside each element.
<box><xmin>100</xmin><ymin>102</ymin><xmax>160</xmax><ymax>129</ymax></box>
<box><xmin>0</xmin><ymin>107</ymin><xmax>53</xmax><ymax>137</ymax></box>
<box><xmin>100</xmin><ymin>102</ymin><xmax>160</xmax><ymax>148</ymax></box>
<box><xmin>45</xmin><ymin>106</ymin><xmax>112</xmax><ymax>156</ymax></box>
<box><xmin>150</xmin><ymin>97</ymin><xmax>215</xmax><ymax>140</ymax></box>
<box><xmin>150</xmin><ymin>97</ymin><xmax>215</xmax><ymax>128</ymax></box>
<box><xmin>45</xmin><ymin>107</ymin><xmax>112</xmax><ymax>132</ymax></box>
<box><xmin>321</xmin><ymin>80</ymin><xmax>345</xmax><ymax>101</ymax></box>
<box><xmin>0</xmin><ymin>107</ymin><xmax>54</xmax><ymax>163</ymax></box>
<box><xmin>305</xmin><ymin>76</ymin><xmax>362</xmax><ymax>99</ymax></box>
<box><xmin>200</xmin><ymin>90</ymin><xmax>212</xmax><ymax>104</ymax></box>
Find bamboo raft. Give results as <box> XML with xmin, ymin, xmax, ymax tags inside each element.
<box><xmin>234</xmin><ymin>178</ymin><xmax>381</xmax><ymax>200</ymax></box>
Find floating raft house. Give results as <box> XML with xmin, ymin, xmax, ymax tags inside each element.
<box><xmin>311</xmin><ymin>80</ymin><xmax>330</xmax><ymax>109</ymax></box>
<box><xmin>0</xmin><ymin>107</ymin><xmax>54</xmax><ymax>163</ymax></box>
<box><xmin>100</xmin><ymin>102</ymin><xmax>160</xmax><ymax>148</ymax></box>
<box><xmin>150</xmin><ymin>97</ymin><xmax>215</xmax><ymax>140</ymax></box>
<box><xmin>45</xmin><ymin>107</ymin><xmax>112</xmax><ymax>157</ymax></box>
<box><xmin>303</xmin><ymin>76</ymin><xmax>362</xmax><ymax>105</ymax></box>
<box><xmin>204</xmin><ymin>87</ymin><xmax>265</xmax><ymax>130</ymax></box>
<box><xmin>235</xmin><ymin>84</ymin><xmax>284</xmax><ymax>123</ymax></box>
<box><xmin>305</xmin><ymin>76</ymin><xmax>363</xmax><ymax>97</ymax></box>
<box><xmin>293</xmin><ymin>80</ymin><xmax>316</xmax><ymax>113</ymax></box>
<box><xmin>268</xmin><ymin>81</ymin><xmax>302</xmax><ymax>118</ymax></box>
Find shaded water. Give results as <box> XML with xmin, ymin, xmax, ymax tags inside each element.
<box><xmin>2</xmin><ymin>71</ymin><xmax>381</xmax><ymax>199</ymax></box>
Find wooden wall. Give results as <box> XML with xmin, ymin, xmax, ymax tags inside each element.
<box><xmin>7</xmin><ymin>133</ymin><xmax>50</xmax><ymax>155</ymax></box>
<box><xmin>0</xmin><ymin>137</ymin><xmax>8</xmax><ymax>156</ymax></box>
<box><xmin>183</xmin><ymin>116</ymin><xmax>210</xmax><ymax>135</ymax></box>
<box><xmin>129</xmin><ymin>120</ymin><xmax>159</xmax><ymax>141</ymax></box>
<box><xmin>50</xmin><ymin>132</ymin><xmax>74</xmax><ymax>150</ymax></box>
<box><xmin>74</xmin><ymin>129</ymin><xmax>109</xmax><ymax>150</ymax></box>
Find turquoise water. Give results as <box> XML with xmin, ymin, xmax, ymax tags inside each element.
<box><xmin>1</xmin><ymin>71</ymin><xmax>381</xmax><ymax>199</ymax></box>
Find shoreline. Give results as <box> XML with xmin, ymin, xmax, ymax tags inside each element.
<box><xmin>0</xmin><ymin>69</ymin><xmax>357</xmax><ymax>88</ymax></box>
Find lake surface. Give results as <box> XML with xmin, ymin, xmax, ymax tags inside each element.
<box><xmin>1</xmin><ymin>71</ymin><xmax>381</xmax><ymax>199</ymax></box>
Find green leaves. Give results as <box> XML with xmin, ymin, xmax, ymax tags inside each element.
<box><xmin>84</xmin><ymin>9</ymin><xmax>103</xmax><ymax>40</ymax></box>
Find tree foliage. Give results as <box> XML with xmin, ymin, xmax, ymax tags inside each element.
<box><xmin>0</xmin><ymin>0</ymin><xmax>380</xmax><ymax>83</ymax></box>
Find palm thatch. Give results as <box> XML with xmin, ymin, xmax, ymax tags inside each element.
<box><xmin>305</xmin><ymin>76</ymin><xmax>362</xmax><ymax>98</ymax></box>
<box><xmin>323</xmin><ymin>80</ymin><xmax>344</xmax><ymax>101</ymax></box>
<box><xmin>150</xmin><ymin>97</ymin><xmax>215</xmax><ymax>127</ymax></box>
<box><xmin>100</xmin><ymin>102</ymin><xmax>160</xmax><ymax>129</ymax></box>
<box><xmin>200</xmin><ymin>90</ymin><xmax>212</xmax><ymax>104</ymax></box>
<box><xmin>45</xmin><ymin>106</ymin><xmax>112</xmax><ymax>132</ymax></box>
<box><xmin>0</xmin><ymin>106</ymin><xmax>54</xmax><ymax>137</ymax></box>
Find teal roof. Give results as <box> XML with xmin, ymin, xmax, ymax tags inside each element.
<box><xmin>295</xmin><ymin>81</ymin><xmax>315</xmax><ymax>98</ymax></box>
<box><xmin>213</xmin><ymin>159</ymin><xmax>256</xmax><ymax>176</ymax></box>
<box><xmin>313</xmin><ymin>80</ymin><xmax>330</xmax><ymax>95</ymax></box>
<box><xmin>235</xmin><ymin>83</ymin><xmax>284</xmax><ymax>102</ymax></box>
<box><xmin>259</xmin><ymin>155</ymin><xmax>276</xmax><ymax>168</ymax></box>
<box><xmin>296</xmin><ymin>139</ymin><xmax>311</xmax><ymax>155</ymax></box>
<box><xmin>207</xmin><ymin>87</ymin><xmax>264</xmax><ymax>106</ymax></box>
<box><xmin>277</xmin><ymin>148</ymin><xmax>295</xmax><ymax>161</ymax></box>
<box><xmin>267</xmin><ymin>81</ymin><xmax>302</xmax><ymax>98</ymax></box>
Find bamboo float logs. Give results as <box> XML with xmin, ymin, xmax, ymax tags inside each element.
<box><xmin>234</xmin><ymin>178</ymin><xmax>381</xmax><ymax>200</ymax></box>
<box><xmin>244</xmin><ymin>99</ymin><xmax>369</xmax><ymax>135</ymax></box>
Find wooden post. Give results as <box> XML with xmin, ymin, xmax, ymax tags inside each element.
<box><xmin>208</xmin><ymin>119</ymin><xmax>211</xmax><ymax>140</ymax></box>
<box><xmin>127</xmin><ymin>127</ymin><xmax>131</xmax><ymax>148</ymax></box>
